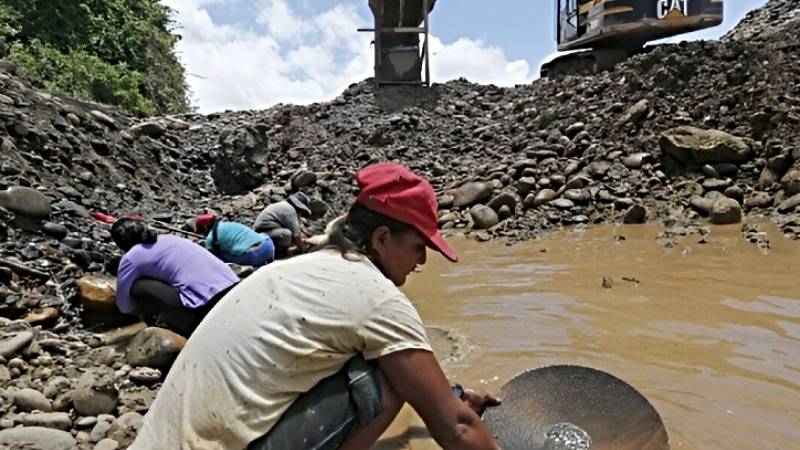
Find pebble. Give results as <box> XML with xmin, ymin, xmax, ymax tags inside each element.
<box><xmin>12</xmin><ymin>388</ymin><xmax>52</xmax><ymax>412</ymax></box>
<box><xmin>0</xmin><ymin>426</ymin><xmax>76</xmax><ymax>450</ymax></box>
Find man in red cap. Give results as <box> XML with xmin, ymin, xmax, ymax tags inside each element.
<box><xmin>131</xmin><ymin>162</ymin><xmax>501</xmax><ymax>450</ymax></box>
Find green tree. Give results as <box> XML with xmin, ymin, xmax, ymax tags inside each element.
<box><xmin>0</xmin><ymin>0</ymin><xmax>190</xmax><ymax>116</ymax></box>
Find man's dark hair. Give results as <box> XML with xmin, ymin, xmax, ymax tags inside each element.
<box><xmin>111</xmin><ymin>218</ymin><xmax>157</xmax><ymax>252</ymax></box>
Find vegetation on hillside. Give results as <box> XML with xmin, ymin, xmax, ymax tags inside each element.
<box><xmin>0</xmin><ymin>0</ymin><xmax>191</xmax><ymax>116</ymax></box>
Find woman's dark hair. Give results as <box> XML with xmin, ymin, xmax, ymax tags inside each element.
<box><xmin>111</xmin><ymin>218</ymin><xmax>158</xmax><ymax>252</ymax></box>
<box><xmin>326</xmin><ymin>203</ymin><xmax>414</xmax><ymax>261</ymax></box>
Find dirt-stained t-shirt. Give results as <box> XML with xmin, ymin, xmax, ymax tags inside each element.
<box><xmin>129</xmin><ymin>249</ymin><xmax>432</xmax><ymax>450</ymax></box>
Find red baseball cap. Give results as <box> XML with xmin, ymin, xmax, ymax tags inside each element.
<box><xmin>356</xmin><ymin>162</ymin><xmax>457</xmax><ymax>262</ymax></box>
<box><xmin>195</xmin><ymin>213</ymin><xmax>216</xmax><ymax>233</ymax></box>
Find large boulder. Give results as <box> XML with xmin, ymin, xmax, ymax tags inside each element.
<box><xmin>451</xmin><ymin>182</ymin><xmax>493</xmax><ymax>208</ymax></box>
<box><xmin>0</xmin><ymin>427</ymin><xmax>76</xmax><ymax>450</ymax></box>
<box><xmin>76</xmin><ymin>275</ymin><xmax>118</xmax><ymax>314</ymax></box>
<box><xmin>469</xmin><ymin>205</ymin><xmax>499</xmax><ymax>230</ymax></box>
<box><xmin>0</xmin><ymin>186</ymin><xmax>51</xmax><ymax>219</ymax></box>
<box><xmin>72</xmin><ymin>368</ymin><xmax>119</xmax><ymax>416</ymax></box>
<box><xmin>126</xmin><ymin>327</ymin><xmax>187</xmax><ymax>370</ymax></box>
<box><xmin>709</xmin><ymin>198</ymin><xmax>743</xmax><ymax>225</ymax></box>
<box><xmin>659</xmin><ymin>126</ymin><xmax>750</xmax><ymax>165</ymax></box>
<box><xmin>0</xmin><ymin>330</ymin><xmax>34</xmax><ymax>358</ymax></box>
<box><xmin>212</xmin><ymin>126</ymin><xmax>269</xmax><ymax>195</ymax></box>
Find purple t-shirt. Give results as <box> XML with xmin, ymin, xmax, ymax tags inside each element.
<box><xmin>115</xmin><ymin>235</ymin><xmax>239</xmax><ymax>314</ymax></box>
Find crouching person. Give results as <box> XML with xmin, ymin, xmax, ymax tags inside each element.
<box><xmin>111</xmin><ymin>218</ymin><xmax>239</xmax><ymax>336</ymax></box>
<box><xmin>195</xmin><ymin>213</ymin><xmax>275</xmax><ymax>267</ymax></box>
<box><xmin>128</xmin><ymin>163</ymin><xmax>500</xmax><ymax>450</ymax></box>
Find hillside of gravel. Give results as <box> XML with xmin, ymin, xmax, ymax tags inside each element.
<box><xmin>0</xmin><ymin>0</ymin><xmax>799</xmax><ymax>448</ymax></box>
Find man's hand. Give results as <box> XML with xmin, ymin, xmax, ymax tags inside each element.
<box><xmin>462</xmin><ymin>388</ymin><xmax>501</xmax><ymax>416</ymax></box>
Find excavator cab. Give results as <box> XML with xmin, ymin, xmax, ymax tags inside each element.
<box><xmin>547</xmin><ymin>0</ymin><xmax>724</xmax><ymax>76</ymax></box>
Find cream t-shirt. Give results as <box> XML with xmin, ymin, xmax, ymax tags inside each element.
<box><xmin>130</xmin><ymin>249</ymin><xmax>432</xmax><ymax>450</ymax></box>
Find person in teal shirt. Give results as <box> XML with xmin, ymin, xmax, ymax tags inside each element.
<box><xmin>195</xmin><ymin>213</ymin><xmax>275</xmax><ymax>267</ymax></box>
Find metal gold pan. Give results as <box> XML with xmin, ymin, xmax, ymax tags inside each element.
<box><xmin>483</xmin><ymin>365</ymin><xmax>669</xmax><ymax>450</ymax></box>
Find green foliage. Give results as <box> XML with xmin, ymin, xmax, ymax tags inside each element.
<box><xmin>0</xmin><ymin>0</ymin><xmax>190</xmax><ymax>116</ymax></box>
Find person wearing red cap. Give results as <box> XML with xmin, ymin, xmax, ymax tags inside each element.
<box><xmin>130</xmin><ymin>163</ymin><xmax>500</xmax><ymax>450</ymax></box>
<box><xmin>195</xmin><ymin>213</ymin><xmax>276</xmax><ymax>267</ymax></box>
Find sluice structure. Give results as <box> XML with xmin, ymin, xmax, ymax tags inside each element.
<box><xmin>359</xmin><ymin>0</ymin><xmax>436</xmax><ymax>87</ymax></box>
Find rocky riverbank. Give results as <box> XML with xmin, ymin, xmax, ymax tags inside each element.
<box><xmin>1</xmin><ymin>0</ymin><xmax>799</xmax><ymax>448</ymax></box>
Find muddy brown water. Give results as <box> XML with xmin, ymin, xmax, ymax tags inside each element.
<box><xmin>377</xmin><ymin>223</ymin><xmax>800</xmax><ymax>450</ymax></box>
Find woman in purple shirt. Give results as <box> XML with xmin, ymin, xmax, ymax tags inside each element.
<box><xmin>111</xmin><ymin>218</ymin><xmax>239</xmax><ymax>336</ymax></box>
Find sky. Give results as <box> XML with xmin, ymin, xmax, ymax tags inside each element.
<box><xmin>162</xmin><ymin>0</ymin><xmax>768</xmax><ymax>113</ymax></box>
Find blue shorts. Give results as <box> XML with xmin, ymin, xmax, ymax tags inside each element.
<box><xmin>221</xmin><ymin>236</ymin><xmax>275</xmax><ymax>267</ymax></box>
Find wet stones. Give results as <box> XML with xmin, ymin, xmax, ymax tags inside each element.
<box><xmin>745</xmin><ymin>191</ymin><xmax>773</xmax><ymax>209</ymax></box>
<box><xmin>525</xmin><ymin>189</ymin><xmax>558</xmax><ymax>208</ymax></box>
<box><xmin>125</xmin><ymin>327</ymin><xmax>186</xmax><ymax>370</ymax></box>
<box><xmin>75</xmin><ymin>276</ymin><xmax>118</xmax><ymax>314</ymax></box>
<box><xmin>709</xmin><ymin>198</ymin><xmax>743</xmax><ymax>225</ymax></box>
<box><xmin>781</xmin><ymin>167</ymin><xmax>800</xmax><ymax>196</ymax></box>
<box><xmin>0</xmin><ymin>426</ymin><xmax>76</xmax><ymax>450</ymax></box>
<box><xmin>129</xmin><ymin>367</ymin><xmax>162</xmax><ymax>385</ymax></box>
<box><xmin>41</xmin><ymin>222</ymin><xmax>68</xmax><ymax>240</ymax></box>
<box><xmin>128</xmin><ymin>121</ymin><xmax>167</xmax><ymax>139</ymax></box>
<box><xmin>470</xmin><ymin>205</ymin><xmax>499</xmax><ymax>230</ymax></box>
<box><xmin>0</xmin><ymin>186</ymin><xmax>51</xmax><ymax>219</ymax></box>
<box><xmin>659</xmin><ymin>126</ymin><xmax>750</xmax><ymax>165</ymax></box>
<box><xmin>487</xmin><ymin>192</ymin><xmax>518</xmax><ymax>213</ymax></box>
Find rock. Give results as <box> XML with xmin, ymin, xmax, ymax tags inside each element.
<box><xmin>516</xmin><ymin>177</ymin><xmax>538</xmax><ymax>197</ymax></box>
<box><xmin>107</xmin><ymin>412</ymin><xmax>144</xmax><ymax>448</ymax></box>
<box><xmin>452</xmin><ymin>182</ymin><xmax>493</xmax><ymax>208</ymax></box>
<box><xmin>622</xmin><ymin>152</ymin><xmax>649</xmax><ymax>169</ymax></box>
<box><xmin>100</xmin><ymin>322</ymin><xmax>148</xmax><ymax>346</ymax></box>
<box><xmin>723</xmin><ymin>186</ymin><xmax>745</xmax><ymax>204</ymax></box>
<box><xmin>437</xmin><ymin>194</ymin><xmax>454</xmax><ymax>209</ymax></box>
<box><xmin>90</xmin><ymin>110</ymin><xmax>116</xmax><ymax>127</ymax></box>
<box><xmin>42</xmin><ymin>222</ymin><xmax>68</xmax><ymax>240</ymax></box>
<box><xmin>43</xmin><ymin>377</ymin><xmax>71</xmax><ymax>399</ymax></box>
<box><xmin>290</xmin><ymin>170</ymin><xmax>317</xmax><ymax>190</ymax></box>
<box><xmin>709</xmin><ymin>198</ymin><xmax>743</xmax><ymax>225</ymax></box>
<box><xmin>530</xmin><ymin>189</ymin><xmax>558</xmax><ymax>208</ymax></box>
<box><xmin>0</xmin><ymin>427</ymin><xmax>76</xmax><ymax>450</ymax></box>
<box><xmin>616</xmin><ymin>99</ymin><xmax>650</xmax><ymax>126</ymax></box>
<box><xmin>702</xmin><ymin>178</ymin><xmax>731</xmax><ymax>191</ymax></box>
<box><xmin>94</xmin><ymin>438</ymin><xmax>121</xmax><ymax>450</ymax></box>
<box><xmin>126</xmin><ymin>327</ymin><xmax>186</xmax><ymax>370</ymax></box>
<box><xmin>22</xmin><ymin>307</ymin><xmax>60</xmax><ymax>326</ymax></box>
<box><xmin>777</xmin><ymin>193</ymin><xmax>800</xmax><ymax>213</ymax></box>
<box><xmin>487</xmin><ymin>192</ymin><xmax>517</xmax><ymax>212</ymax></box>
<box><xmin>128</xmin><ymin>121</ymin><xmax>166</xmax><ymax>138</ymax></box>
<box><xmin>12</xmin><ymin>388</ymin><xmax>52</xmax><ymax>412</ymax></box>
<box><xmin>564</xmin><ymin>122</ymin><xmax>585</xmax><ymax>138</ymax></box>
<box><xmin>90</xmin><ymin>418</ymin><xmax>113</xmax><ymax>442</ymax></box>
<box><xmin>76</xmin><ymin>275</ymin><xmax>118</xmax><ymax>314</ymax></box>
<box><xmin>758</xmin><ymin>166</ymin><xmax>781</xmax><ymax>188</ymax></box>
<box><xmin>563</xmin><ymin>189</ymin><xmax>591</xmax><ymax>203</ymax></box>
<box><xmin>128</xmin><ymin>367</ymin><xmax>162</xmax><ymax>384</ymax></box>
<box><xmin>469</xmin><ymin>205</ymin><xmax>499</xmax><ymax>230</ymax></box>
<box><xmin>18</xmin><ymin>412</ymin><xmax>72</xmax><ymax>430</ymax></box>
<box><xmin>72</xmin><ymin>368</ymin><xmax>119</xmax><ymax>416</ymax></box>
<box><xmin>659</xmin><ymin>126</ymin><xmax>750</xmax><ymax>165</ymax></box>
<box><xmin>782</xmin><ymin>167</ymin><xmax>800</xmax><ymax>196</ymax></box>
<box><xmin>623</xmin><ymin>205</ymin><xmax>647</xmax><ymax>224</ymax></box>
<box><xmin>0</xmin><ymin>186</ymin><xmax>51</xmax><ymax>219</ymax></box>
<box><xmin>0</xmin><ymin>331</ymin><xmax>34</xmax><ymax>358</ymax></box>
<box><xmin>551</xmin><ymin>199</ymin><xmax>575</xmax><ymax>210</ymax></box>
<box><xmin>745</xmin><ymin>192</ymin><xmax>773</xmax><ymax>209</ymax></box>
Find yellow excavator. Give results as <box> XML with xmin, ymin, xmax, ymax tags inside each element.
<box><xmin>361</xmin><ymin>0</ymin><xmax>723</xmax><ymax>84</ymax></box>
<box><xmin>543</xmin><ymin>0</ymin><xmax>724</xmax><ymax>76</ymax></box>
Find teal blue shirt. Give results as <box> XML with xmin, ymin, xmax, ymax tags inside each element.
<box><xmin>205</xmin><ymin>222</ymin><xmax>266</xmax><ymax>256</ymax></box>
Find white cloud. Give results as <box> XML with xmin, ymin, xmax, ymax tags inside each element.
<box><xmin>162</xmin><ymin>0</ymin><xmax>534</xmax><ymax>113</ymax></box>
